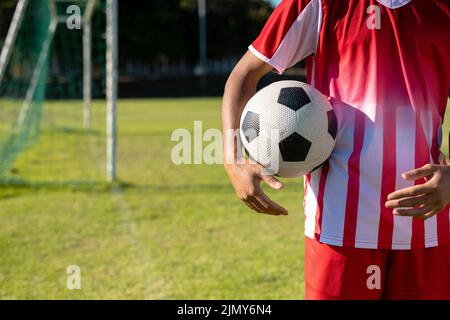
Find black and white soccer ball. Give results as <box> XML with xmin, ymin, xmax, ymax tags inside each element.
<box><xmin>239</xmin><ymin>80</ymin><xmax>337</xmax><ymax>178</ymax></box>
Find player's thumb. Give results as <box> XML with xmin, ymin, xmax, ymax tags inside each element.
<box><xmin>261</xmin><ymin>175</ymin><xmax>283</xmax><ymax>190</ymax></box>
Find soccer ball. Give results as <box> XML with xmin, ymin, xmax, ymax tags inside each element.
<box><xmin>239</xmin><ymin>80</ymin><xmax>337</xmax><ymax>178</ymax></box>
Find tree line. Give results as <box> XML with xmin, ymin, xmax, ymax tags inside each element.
<box><xmin>0</xmin><ymin>0</ymin><xmax>273</xmax><ymax>67</ymax></box>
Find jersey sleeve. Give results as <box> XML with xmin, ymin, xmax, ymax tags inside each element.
<box><xmin>249</xmin><ymin>0</ymin><xmax>323</xmax><ymax>74</ymax></box>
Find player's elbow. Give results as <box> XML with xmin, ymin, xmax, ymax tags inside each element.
<box><xmin>226</xmin><ymin>51</ymin><xmax>270</xmax><ymax>90</ymax></box>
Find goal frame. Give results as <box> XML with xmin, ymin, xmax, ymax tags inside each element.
<box><xmin>0</xmin><ymin>0</ymin><xmax>118</xmax><ymax>182</ymax></box>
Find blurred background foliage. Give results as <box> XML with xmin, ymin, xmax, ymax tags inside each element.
<box><xmin>0</xmin><ymin>0</ymin><xmax>277</xmax><ymax>97</ymax></box>
<box><xmin>0</xmin><ymin>0</ymin><xmax>274</xmax><ymax>66</ymax></box>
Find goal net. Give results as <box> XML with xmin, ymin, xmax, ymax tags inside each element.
<box><xmin>0</xmin><ymin>0</ymin><xmax>117</xmax><ymax>184</ymax></box>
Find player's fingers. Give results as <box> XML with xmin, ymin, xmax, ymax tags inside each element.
<box><xmin>402</xmin><ymin>164</ymin><xmax>437</xmax><ymax>181</ymax></box>
<box><xmin>261</xmin><ymin>174</ymin><xmax>284</xmax><ymax>190</ymax></box>
<box><xmin>243</xmin><ymin>199</ymin><xmax>259</xmax><ymax>212</ymax></box>
<box><xmin>246</xmin><ymin>197</ymin><xmax>267</xmax><ymax>213</ymax></box>
<box><xmin>416</xmin><ymin>209</ymin><xmax>439</xmax><ymax>221</ymax></box>
<box><xmin>255</xmin><ymin>196</ymin><xmax>288</xmax><ymax>216</ymax></box>
<box><xmin>393</xmin><ymin>204</ymin><xmax>434</xmax><ymax>218</ymax></box>
<box><xmin>385</xmin><ymin>194</ymin><xmax>433</xmax><ymax>209</ymax></box>
<box><xmin>255</xmin><ymin>187</ymin><xmax>288</xmax><ymax>216</ymax></box>
<box><xmin>251</xmin><ymin>196</ymin><xmax>282</xmax><ymax>215</ymax></box>
<box><xmin>387</xmin><ymin>184</ymin><xmax>434</xmax><ymax>201</ymax></box>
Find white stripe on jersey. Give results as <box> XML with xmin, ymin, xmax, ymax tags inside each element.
<box><xmin>318</xmin><ymin>102</ymin><xmax>354</xmax><ymax>246</ymax></box>
<box><xmin>425</xmin><ymin>213</ymin><xmax>439</xmax><ymax>247</ymax></box>
<box><xmin>391</xmin><ymin>107</ymin><xmax>415</xmax><ymax>249</ymax></box>
<box><xmin>354</xmin><ymin>104</ymin><xmax>383</xmax><ymax>249</ymax></box>
<box><xmin>304</xmin><ymin>170</ymin><xmax>320</xmax><ymax>238</ymax></box>
<box><xmin>421</xmin><ymin>110</ymin><xmax>439</xmax><ymax>247</ymax></box>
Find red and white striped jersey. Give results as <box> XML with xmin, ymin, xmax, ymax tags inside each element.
<box><xmin>250</xmin><ymin>0</ymin><xmax>450</xmax><ymax>249</ymax></box>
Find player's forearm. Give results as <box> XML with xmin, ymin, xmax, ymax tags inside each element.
<box><xmin>222</xmin><ymin>70</ymin><xmax>258</xmax><ymax>132</ymax></box>
<box><xmin>221</xmin><ymin>52</ymin><xmax>271</xmax><ymax>165</ymax></box>
<box><xmin>221</xmin><ymin>70</ymin><xmax>257</xmax><ymax>166</ymax></box>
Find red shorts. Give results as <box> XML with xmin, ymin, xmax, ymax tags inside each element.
<box><xmin>305</xmin><ymin>237</ymin><xmax>450</xmax><ymax>300</ymax></box>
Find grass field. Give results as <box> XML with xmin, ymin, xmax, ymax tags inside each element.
<box><xmin>0</xmin><ymin>98</ymin><xmax>307</xmax><ymax>299</ymax></box>
<box><xmin>0</xmin><ymin>98</ymin><xmax>448</xmax><ymax>299</ymax></box>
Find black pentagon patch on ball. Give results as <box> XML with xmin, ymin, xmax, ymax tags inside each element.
<box><xmin>327</xmin><ymin>110</ymin><xmax>337</xmax><ymax>139</ymax></box>
<box><xmin>241</xmin><ymin>111</ymin><xmax>260</xmax><ymax>143</ymax></box>
<box><xmin>277</xmin><ymin>87</ymin><xmax>311</xmax><ymax>111</ymax></box>
<box><xmin>279</xmin><ymin>132</ymin><xmax>312</xmax><ymax>162</ymax></box>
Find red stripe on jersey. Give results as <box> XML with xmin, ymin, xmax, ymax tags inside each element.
<box><xmin>342</xmin><ymin>113</ymin><xmax>366</xmax><ymax>247</ymax></box>
<box><xmin>378</xmin><ymin>107</ymin><xmax>397</xmax><ymax>248</ymax></box>
<box><xmin>314</xmin><ymin>162</ymin><xmax>329</xmax><ymax>238</ymax></box>
<box><xmin>252</xmin><ymin>0</ymin><xmax>312</xmax><ymax>59</ymax></box>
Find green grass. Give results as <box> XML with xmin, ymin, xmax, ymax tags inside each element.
<box><xmin>0</xmin><ymin>98</ymin><xmax>448</xmax><ymax>299</ymax></box>
<box><xmin>0</xmin><ymin>98</ymin><xmax>306</xmax><ymax>299</ymax></box>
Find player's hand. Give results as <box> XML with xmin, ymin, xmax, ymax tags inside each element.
<box><xmin>225</xmin><ymin>163</ymin><xmax>288</xmax><ymax>216</ymax></box>
<box><xmin>385</xmin><ymin>164</ymin><xmax>450</xmax><ymax>220</ymax></box>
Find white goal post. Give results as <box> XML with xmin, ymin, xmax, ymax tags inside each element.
<box><xmin>0</xmin><ymin>0</ymin><xmax>28</xmax><ymax>85</ymax></box>
<box><xmin>106</xmin><ymin>0</ymin><xmax>118</xmax><ymax>182</ymax></box>
<box><xmin>0</xmin><ymin>0</ymin><xmax>118</xmax><ymax>182</ymax></box>
<box><xmin>83</xmin><ymin>0</ymin><xmax>97</xmax><ymax>130</ymax></box>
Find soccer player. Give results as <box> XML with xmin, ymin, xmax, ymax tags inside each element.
<box><xmin>222</xmin><ymin>0</ymin><xmax>450</xmax><ymax>299</ymax></box>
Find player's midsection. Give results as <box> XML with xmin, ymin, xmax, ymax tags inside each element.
<box><xmin>330</xmin><ymin>104</ymin><xmax>443</xmax><ymax>189</ymax></box>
